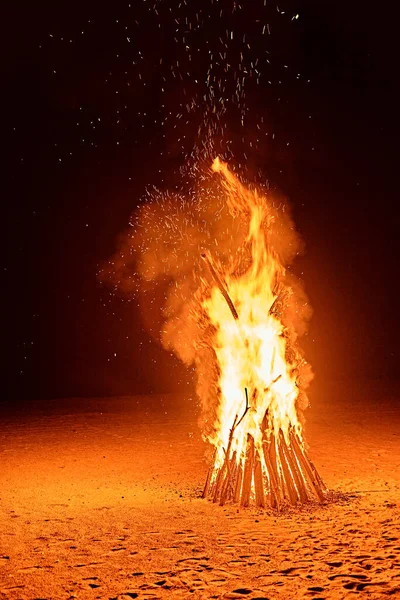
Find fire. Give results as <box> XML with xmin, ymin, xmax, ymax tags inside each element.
<box><xmin>201</xmin><ymin>158</ymin><xmax>325</xmax><ymax>507</ymax></box>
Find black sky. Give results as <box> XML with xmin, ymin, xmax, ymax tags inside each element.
<box><xmin>5</xmin><ymin>1</ymin><xmax>398</xmax><ymax>403</ymax></box>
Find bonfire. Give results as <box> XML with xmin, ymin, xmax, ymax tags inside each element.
<box><xmin>200</xmin><ymin>158</ymin><xmax>326</xmax><ymax>508</ymax></box>
<box><xmin>99</xmin><ymin>154</ymin><xmax>326</xmax><ymax>510</ymax></box>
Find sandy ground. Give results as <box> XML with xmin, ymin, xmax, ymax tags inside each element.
<box><xmin>1</xmin><ymin>381</ymin><xmax>399</xmax><ymax>599</ymax></box>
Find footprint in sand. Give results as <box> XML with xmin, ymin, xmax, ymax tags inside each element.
<box><xmin>17</xmin><ymin>565</ymin><xmax>43</xmax><ymax>573</ymax></box>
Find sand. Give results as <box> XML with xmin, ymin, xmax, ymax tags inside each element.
<box><xmin>1</xmin><ymin>381</ymin><xmax>399</xmax><ymax>599</ymax></box>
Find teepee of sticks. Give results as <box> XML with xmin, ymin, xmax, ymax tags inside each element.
<box><xmin>200</xmin><ymin>159</ymin><xmax>327</xmax><ymax>509</ymax></box>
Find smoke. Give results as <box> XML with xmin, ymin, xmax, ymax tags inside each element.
<box><xmin>99</xmin><ymin>159</ymin><xmax>312</xmax><ymax>436</ymax></box>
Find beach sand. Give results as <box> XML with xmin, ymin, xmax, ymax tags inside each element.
<box><xmin>1</xmin><ymin>381</ymin><xmax>399</xmax><ymax>599</ymax></box>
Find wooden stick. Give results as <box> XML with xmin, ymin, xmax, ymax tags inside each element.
<box><xmin>220</xmin><ymin>452</ymin><xmax>238</xmax><ymax>506</ymax></box>
<box><xmin>228</xmin><ymin>452</ymin><xmax>239</xmax><ymax>501</ymax></box>
<box><xmin>237</xmin><ymin>387</ymin><xmax>250</xmax><ymax>427</ymax></box>
<box><xmin>277</xmin><ymin>430</ymin><xmax>299</xmax><ymax>505</ymax></box>
<box><xmin>262</xmin><ymin>441</ymin><xmax>279</xmax><ymax>509</ymax></box>
<box><xmin>241</xmin><ymin>434</ymin><xmax>255</xmax><ymax>507</ymax></box>
<box><xmin>217</xmin><ymin>426</ymin><xmax>236</xmax><ymax>505</ymax></box>
<box><xmin>201</xmin><ymin>252</ymin><xmax>239</xmax><ymax>320</ymax></box>
<box><xmin>219</xmin><ymin>386</ymin><xmax>251</xmax><ymax>505</ymax></box>
<box><xmin>202</xmin><ymin>448</ymin><xmax>217</xmax><ymax>498</ymax></box>
<box><xmin>212</xmin><ymin>465</ymin><xmax>225</xmax><ymax>503</ymax></box>
<box><xmin>268</xmin><ymin>432</ymin><xmax>284</xmax><ymax>505</ymax></box>
<box><xmin>261</xmin><ymin>410</ymin><xmax>280</xmax><ymax>509</ymax></box>
<box><xmin>254</xmin><ymin>450</ymin><xmax>265</xmax><ymax>508</ymax></box>
<box><xmin>234</xmin><ymin>461</ymin><xmax>243</xmax><ymax>503</ymax></box>
<box><xmin>309</xmin><ymin>456</ymin><xmax>327</xmax><ymax>491</ymax></box>
<box><xmin>290</xmin><ymin>431</ymin><xmax>325</xmax><ymax>502</ymax></box>
<box><xmin>279</xmin><ymin>430</ymin><xmax>308</xmax><ymax>503</ymax></box>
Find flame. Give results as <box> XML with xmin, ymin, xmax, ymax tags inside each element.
<box><xmin>202</xmin><ymin>157</ymin><xmax>310</xmax><ymax>477</ymax></box>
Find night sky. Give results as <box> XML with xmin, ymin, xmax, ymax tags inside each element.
<box><xmin>5</xmin><ymin>1</ymin><xmax>398</xmax><ymax>404</ymax></box>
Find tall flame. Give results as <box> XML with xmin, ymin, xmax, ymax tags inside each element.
<box><xmin>201</xmin><ymin>158</ymin><xmax>312</xmax><ymax>488</ymax></box>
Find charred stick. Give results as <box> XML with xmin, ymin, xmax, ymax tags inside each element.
<box><xmin>236</xmin><ymin>387</ymin><xmax>250</xmax><ymax>428</ymax></box>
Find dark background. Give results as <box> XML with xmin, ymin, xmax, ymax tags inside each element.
<box><xmin>5</xmin><ymin>1</ymin><xmax>398</xmax><ymax>403</ymax></box>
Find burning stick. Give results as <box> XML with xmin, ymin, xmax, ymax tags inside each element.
<box><xmin>262</xmin><ymin>438</ymin><xmax>281</xmax><ymax>509</ymax></box>
<box><xmin>261</xmin><ymin>410</ymin><xmax>282</xmax><ymax>509</ymax></box>
<box><xmin>219</xmin><ymin>388</ymin><xmax>250</xmax><ymax>506</ymax></box>
<box><xmin>254</xmin><ymin>450</ymin><xmax>265</xmax><ymax>508</ymax></box>
<box><xmin>201</xmin><ymin>252</ymin><xmax>239</xmax><ymax>320</ymax></box>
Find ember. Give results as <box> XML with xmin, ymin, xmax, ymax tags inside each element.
<box><xmin>200</xmin><ymin>158</ymin><xmax>326</xmax><ymax>508</ymax></box>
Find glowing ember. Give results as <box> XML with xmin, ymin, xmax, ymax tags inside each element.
<box><xmin>200</xmin><ymin>158</ymin><xmax>326</xmax><ymax>508</ymax></box>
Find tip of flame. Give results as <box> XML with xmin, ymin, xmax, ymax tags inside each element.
<box><xmin>211</xmin><ymin>156</ymin><xmax>223</xmax><ymax>173</ymax></box>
